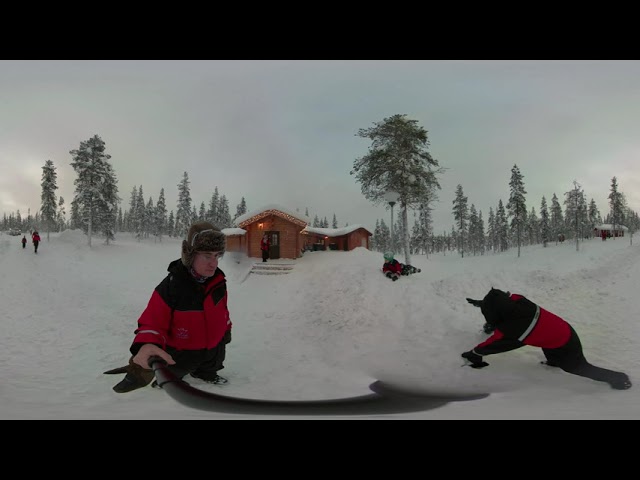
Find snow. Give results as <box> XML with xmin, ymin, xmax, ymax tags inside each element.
<box><xmin>303</xmin><ymin>224</ymin><xmax>370</xmax><ymax>236</ymax></box>
<box><xmin>234</xmin><ymin>204</ymin><xmax>308</xmax><ymax>226</ymax></box>
<box><xmin>1</xmin><ymin>230</ymin><xmax>638</xmax><ymax>419</ymax></box>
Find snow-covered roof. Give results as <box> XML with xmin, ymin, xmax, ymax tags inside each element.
<box><xmin>302</xmin><ymin>224</ymin><xmax>371</xmax><ymax>237</ymax></box>
<box><xmin>595</xmin><ymin>224</ymin><xmax>628</xmax><ymax>231</ymax></box>
<box><xmin>222</xmin><ymin>227</ymin><xmax>246</xmax><ymax>236</ymax></box>
<box><xmin>234</xmin><ymin>204</ymin><xmax>308</xmax><ymax>228</ymax></box>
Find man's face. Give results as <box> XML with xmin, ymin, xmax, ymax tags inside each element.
<box><xmin>192</xmin><ymin>251</ymin><xmax>223</xmax><ymax>277</ymax></box>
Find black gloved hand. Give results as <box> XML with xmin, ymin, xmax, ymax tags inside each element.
<box><xmin>104</xmin><ymin>357</ymin><xmax>155</xmax><ymax>393</ymax></box>
<box><xmin>224</xmin><ymin>329</ymin><xmax>232</xmax><ymax>344</ymax></box>
<box><xmin>461</xmin><ymin>350</ymin><xmax>489</xmax><ymax>369</ymax></box>
<box><xmin>466</xmin><ymin>298</ymin><xmax>483</xmax><ymax>307</ymax></box>
<box><xmin>483</xmin><ymin>322</ymin><xmax>496</xmax><ymax>334</ymax></box>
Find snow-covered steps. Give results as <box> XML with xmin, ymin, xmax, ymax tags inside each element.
<box><xmin>250</xmin><ymin>263</ymin><xmax>295</xmax><ymax>275</ymax></box>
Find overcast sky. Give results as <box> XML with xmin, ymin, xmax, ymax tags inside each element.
<box><xmin>1</xmin><ymin>60</ymin><xmax>639</xmax><ymax>233</ymax></box>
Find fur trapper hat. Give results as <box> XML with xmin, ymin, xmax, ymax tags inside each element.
<box><xmin>181</xmin><ymin>221</ymin><xmax>226</xmax><ymax>267</ymax></box>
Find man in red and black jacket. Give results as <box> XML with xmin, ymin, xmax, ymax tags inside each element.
<box><xmin>462</xmin><ymin>288</ymin><xmax>631</xmax><ymax>390</ymax></box>
<box><xmin>105</xmin><ymin>221</ymin><xmax>232</xmax><ymax>393</ymax></box>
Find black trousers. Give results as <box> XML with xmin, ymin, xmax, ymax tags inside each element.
<box><xmin>262</xmin><ymin>249</ymin><xmax>269</xmax><ymax>262</ymax></box>
<box><xmin>164</xmin><ymin>344</ymin><xmax>223</xmax><ymax>381</ymax></box>
<box><xmin>165</xmin><ymin>330</ymin><xmax>231</xmax><ymax>381</ymax></box>
<box><xmin>33</xmin><ymin>241</ymin><xmax>39</xmax><ymax>252</ymax></box>
<box><xmin>543</xmin><ymin>325</ymin><xmax>627</xmax><ymax>385</ymax></box>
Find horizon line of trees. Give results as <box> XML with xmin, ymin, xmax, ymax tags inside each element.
<box><xmin>370</xmin><ymin>171</ymin><xmax>639</xmax><ymax>256</ymax></box>
<box><xmin>350</xmin><ymin>114</ymin><xmax>637</xmax><ymax>260</ymax></box>
<box><xmin>1</xmin><ymin>134</ymin><xmax>346</xmax><ymax>245</ymax></box>
<box><xmin>2</xmin><ymin>130</ymin><xmax>638</xmax><ymax>255</ymax></box>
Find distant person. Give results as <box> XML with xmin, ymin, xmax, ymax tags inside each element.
<box><xmin>601</xmin><ymin>230</ymin><xmax>607</xmax><ymax>241</ymax></box>
<box><xmin>32</xmin><ymin>230</ymin><xmax>41</xmax><ymax>253</ymax></box>
<box><xmin>21</xmin><ymin>235</ymin><xmax>27</xmax><ymax>249</ymax></box>
<box><xmin>381</xmin><ymin>252</ymin><xmax>421</xmax><ymax>281</ymax></box>
<box><xmin>260</xmin><ymin>233</ymin><xmax>270</xmax><ymax>263</ymax></box>
<box><xmin>464</xmin><ymin>288</ymin><xmax>631</xmax><ymax>390</ymax></box>
<box><xmin>105</xmin><ymin>221</ymin><xmax>232</xmax><ymax>392</ymax></box>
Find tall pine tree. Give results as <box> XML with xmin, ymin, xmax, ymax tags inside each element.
<box><xmin>69</xmin><ymin>134</ymin><xmax>118</xmax><ymax>247</ymax></box>
<box><xmin>506</xmin><ymin>164</ymin><xmax>527</xmax><ymax>257</ymax></box>
<box><xmin>40</xmin><ymin>159</ymin><xmax>58</xmax><ymax>241</ymax></box>
<box><xmin>351</xmin><ymin>114</ymin><xmax>443</xmax><ymax>266</ymax></box>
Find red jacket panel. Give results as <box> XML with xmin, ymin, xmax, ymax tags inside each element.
<box><xmin>382</xmin><ymin>259</ymin><xmax>402</xmax><ymax>275</ymax></box>
<box><xmin>131</xmin><ymin>260</ymin><xmax>231</xmax><ymax>353</ymax></box>
<box><xmin>474</xmin><ymin>292</ymin><xmax>571</xmax><ymax>355</ymax></box>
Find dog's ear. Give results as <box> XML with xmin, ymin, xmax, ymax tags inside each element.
<box><xmin>466</xmin><ymin>298</ymin><xmax>483</xmax><ymax>308</ymax></box>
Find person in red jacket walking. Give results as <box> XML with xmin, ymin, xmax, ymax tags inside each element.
<box><xmin>463</xmin><ymin>288</ymin><xmax>631</xmax><ymax>390</ymax></box>
<box><xmin>106</xmin><ymin>221</ymin><xmax>232</xmax><ymax>393</ymax></box>
<box><xmin>31</xmin><ymin>230</ymin><xmax>41</xmax><ymax>253</ymax></box>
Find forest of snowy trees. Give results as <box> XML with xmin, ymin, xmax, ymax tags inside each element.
<box><xmin>2</xmin><ymin>129</ymin><xmax>639</xmax><ymax>257</ymax></box>
<box><xmin>369</xmin><ymin>170</ymin><xmax>639</xmax><ymax>256</ymax></box>
<box><xmin>0</xmin><ymin>134</ymin><xmax>344</xmax><ymax>245</ymax></box>
<box><xmin>353</xmin><ymin>114</ymin><xmax>639</xmax><ymax>259</ymax></box>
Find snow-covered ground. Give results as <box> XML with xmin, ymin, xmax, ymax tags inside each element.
<box><xmin>1</xmin><ymin>230</ymin><xmax>638</xmax><ymax>419</ymax></box>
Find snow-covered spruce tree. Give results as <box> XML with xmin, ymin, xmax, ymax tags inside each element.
<box><xmin>134</xmin><ymin>186</ymin><xmax>146</xmax><ymax>240</ymax></box>
<box><xmin>191</xmin><ymin>205</ymin><xmax>197</xmax><ymax>226</ymax></box>
<box><xmin>234</xmin><ymin>197</ymin><xmax>247</xmax><ymax>223</ymax></box>
<box><xmin>155</xmin><ymin>188</ymin><xmax>167</xmax><ymax>241</ymax></box>
<box><xmin>40</xmin><ymin>159</ymin><xmax>58</xmax><ymax>241</ymax></box>
<box><xmin>506</xmin><ymin>164</ymin><xmax>527</xmax><ymax>258</ymax></box>
<box><xmin>167</xmin><ymin>210</ymin><xmax>175</xmax><ymax>237</ymax></box>
<box><xmin>116</xmin><ymin>207</ymin><xmax>123</xmax><ymax>233</ymax></box>
<box><xmin>175</xmin><ymin>172</ymin><xmax>192</xmax><ymax>239</ymax></box>
<box><xmin>608</xmin><ymin>176</ymin><xmax>626</xmax><ymax>238</ymax></box>
<box><xmin>145</xmin><ymin>197</ymin><xmax>155</xmax><ymax>239</ymax></box>
<box><xmin>97</xmin><ymin>162</ymin><xmax>120</xmax><ymax>244</ymax></box>
<box><xmin>452</xmin><ymin>184</ymin><xmax>469</xmax><ymax>258</ymax></box>
<box><xmin>218</xmin><ymin>195</ymin><xmax>232</xmax><ymax>228</ymax></box>
<box><xmin>469</xmin><ymin>206</ymin><xmax>486</xmax><ymax>256</ymax></box>
<box><xmin>468</xmin><ymin>204</ymin><xmax>479</xmax><ymax>256</ymax></box>
<box><xmin>206</xmin><ymin>187</ymin><xmax>219</xmax><ymax>226</ymax></box>
<box><xmin>69</xmin><ymin>199</ymin><xmax>81</xmax><ymax>230</ymax></box>
<box><xmin>198</xmin><ymin>201</ymin><xmax>206</xmax><ymax>222</ymax></box>
<box><xmin>412</xmin><ymin>202</ymin><xmax>433</xmax><ymax>256</ymax></box>
<box><xmin>332</xmin><ymin>213</ymin><xmax>338</xmax><ymax>229</ymax></box>
<box><xmin>126</xmin><ymin>185</ymin><xmax>138</xmax><ymax>234</ymax></box>
<box><xmin>625</xmin><ymin>208</ymin><xmax>638</xmax><ymax>245</ymax></box>
<box><xmin>527</xmin><ymin>206</ymin><xmax>539</xmax><ymax>246</ymax></box>
<box><xmin>69</xmin><ymin>134</ymin><xmax>118</xmax><ymax>247</ymax></box>
<box><xmin>540</xmin><ymin>196</ymin><xmax>550</xmax><ymax>247</ymax></box>
<box><xmin>564</xmin><ymin>180</ymin><xmax>586</xmax><ymax>251</ymax></box>
<box><xmin>496</xmin><ymin>199</ymin><xmax>509</xmax><ymax>252</ymax></box>
<box><xmin>57</xmin><ymin>196</ymin><xmax>66</xmax><ymax>231</ymax></box>
<box><xmin>487</xmin><ymin>207</ymin><xmax>497</xmax><ymax>253</ymax></box>
<box><xmin>374</xmin><ymin>218</ymin><xmax>391</xmax><ymax>252</ymax></box>
<box><xmin>550</xmin><ymin>193</ymin><xmax>564</xmax><ymax>244</ymax></box>
<box><xmin>352</xmin><ymin>114</ymin><xmax>442</xmax><ymax>266</ymax></box>
<box><xmin>587</xmin><ymin>198</ymin><xmax>601</xmax><ymax>237</ymax></box>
